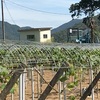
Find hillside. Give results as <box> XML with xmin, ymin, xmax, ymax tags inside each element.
<box><xmin>0</xmin><ymin>15</ymin><xmax>100</xmax><ymax>42</ymax></box>
<box><xmin>0</xmin><ymin>21</ymin><xmax>20</xmax><ymax>40</ymax></box>
<box><xmin>52</xmin><ymin>19</ymin><xmax>82</xmax><ymax>34</ymax></box>
<box><xmin>51</xmin><ymin>19</ymin><xmax>83</xmax><ymax>42</ymax></box>
<box><xmin>51</xmin><ymin>16</ymin><xmax>100</xmax><ymax>43</ymax></box>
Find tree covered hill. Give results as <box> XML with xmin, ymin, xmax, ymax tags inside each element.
<box><xmin>0</xmin><ymin>15</ymin><xmax>100</xmax><ymax>42</ymax></box>
<box><xmin>51</xmin><ymin>19</ymin><xmax>83</xmax><ymax>42</ymax></box>
<box><xmin>52</xmin><ymin>19</ymin><xmax>82</xmax><ymax>34</ymax></box>
<box><xmin>0</xmin><ymin>21</ymin><xmax>20</xmax><ymax>40</ymax></box>
<box><xmin>51</xmin><ymin>15</ymin><xmax>100</xmax><ymax>43</ymax></box>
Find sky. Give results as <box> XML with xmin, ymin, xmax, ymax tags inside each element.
<box><xmin>0</xmin><ymin>0</ymin><xmax>81</xmax><ymax>28</ymax></box>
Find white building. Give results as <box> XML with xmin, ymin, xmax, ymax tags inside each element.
<box><xmin>18</xmin><ymin>27</ymin><xmax>51</xmax><ymax>43</ymax></box>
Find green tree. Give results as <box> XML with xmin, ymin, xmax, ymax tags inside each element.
<box><xmin>69</xmin><ymin>0</ymin><xmax>100</xmax><ymax>43</ymax></box>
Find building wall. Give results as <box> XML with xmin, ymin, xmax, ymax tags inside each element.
<box><xmin>20</xmin><ymin>30</ymin><xmax>40</xmax><ymax>42</ymax></box>
<box><xmin>20</xmin><ymin>29</ymin><xmax>51</xmax><ymax>43</ymax></box>
<box><xmin>40</xmin><ymin>30</ymin><xmax>51</xmax><ymax>42</ymax></box>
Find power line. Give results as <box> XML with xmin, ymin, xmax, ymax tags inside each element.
<box><xmin>4</xmin><ymin>1</ymin><xmax>16</xmax><ymax>25</ymax></box>
<box><xmin>5</xmin><ymin>0</ymin><xmax>69</xmax><ymax>16</ymax></box>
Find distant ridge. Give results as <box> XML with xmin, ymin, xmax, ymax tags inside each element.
<box><xmin>0</xmin><ymin>21</ymin><xmax>20</xmax><ymax>40</ymax></box>
<box><xmin>51</xmin><ymin>15</ymin><xmax>100</xmax><ymax>42</ymax></box>
<box><xmin>1</xmin><ymin>15</ymin><xmax>100</xmax><ymax>43</ymax></box>
<box><xmin>52</xmin><ymin>19</ymin><xmax>82</xmax><ymax>34</ymax></box>
<box><xmin>0</xmin><ymin>19</ymin><xmax>82</xmax><ymax>41</ymax></box>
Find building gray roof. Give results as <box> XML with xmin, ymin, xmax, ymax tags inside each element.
<box><xmin>18</xmin><ymin>27</ymin><xmax>52</xmax><ymax>32</ymax></box>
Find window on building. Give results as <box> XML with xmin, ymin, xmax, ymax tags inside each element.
<box><xmin>27</xmin><ymin>35</ymin><xmax>35</xmax><ymax>41</ymax></box>
<box><xmin>43</xmin><ymin>34</ymin><xmax>48</xmax><ymax>38</ymax></box>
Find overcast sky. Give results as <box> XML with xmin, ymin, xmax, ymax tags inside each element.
<box><xmin>0</xmin><ymin>0</ymin><xmax>81</xmax><ymax>28</ymax></box>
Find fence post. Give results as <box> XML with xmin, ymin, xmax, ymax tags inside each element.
<box><xmin>63</xmin><ymin>81</ymin><xmax>66</xmax><ymax>100</ymax></box>
<box><xmin>59</xmin><ymin>81</ymin><xmax>62</xmax><ymax>100</ymax></box>
<box><xmin>19</xmin><ymin>70</ymin><xmax>25</xmax><ymax>100</ymax></box>
<box><xmin>31</xmin><ymin>68</ymin><xmax>34</xmax><ymax>100</ymax></box>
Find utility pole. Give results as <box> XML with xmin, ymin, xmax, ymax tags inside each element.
<box><xmin>1</xmin><ymin>0</ymin><xmax>5</xmax><ymax>41</ymax></box>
